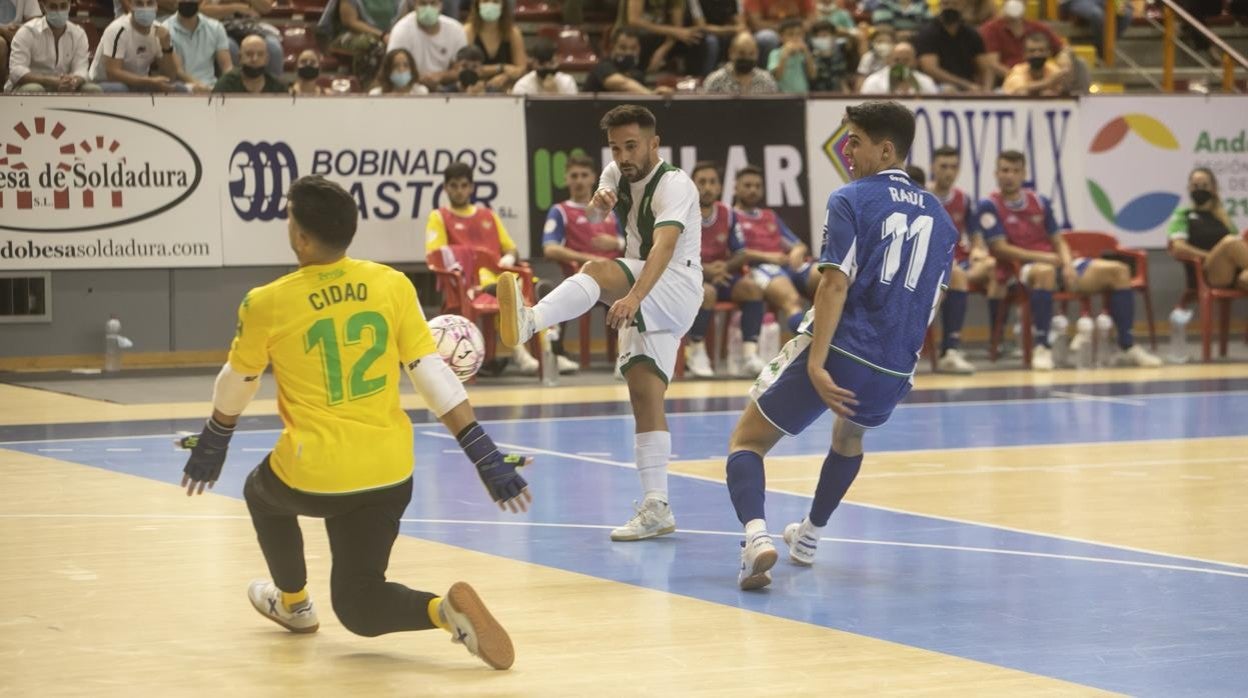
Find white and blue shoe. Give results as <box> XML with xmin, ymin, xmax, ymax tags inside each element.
<box><xmin>247</xmin><ymin>580</ymin><xmax>319</xmax><ymax>634</ymax></box>
<box><xmin>783</xmin><ymin>519</ymin><xmax>822</xmax><ymax>566</ymax></box>
<box><xmin>738</xmin><ymin>533</ymin><xmax>778</xmax><ymax>590</ymax></box>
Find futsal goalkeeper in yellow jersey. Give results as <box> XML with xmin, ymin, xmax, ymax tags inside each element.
<box><xmin>179</xmin><ymin>175</ymin><xmax>529</xmax><ymax>670</ymax></box>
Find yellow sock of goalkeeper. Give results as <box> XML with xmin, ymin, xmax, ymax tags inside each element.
<box><xmin>281</xmin><ymin>588</ymin><xmax>308</xmax><ymax>610</ymax></box>
<box><xmin>428</xmin><ymin>597</ymin><xmax>449</xmax><ymax>631</ymax></box>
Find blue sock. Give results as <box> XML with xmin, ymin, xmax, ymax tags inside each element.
<box><xmin>1029</xmin><ymin>289</ymin><xmax>1053</xmax><ymax>348</ymax></box>
<box><xmin>739</xmin><ymin>301</ymin><xmax>764</xmax><ymax>343</ymax></box>
<box><xmin>726</xmin><ymin>450</ymin><xmax>766</xmax><ymax>525</ymax></box>
<box><xmin>1108</xmin><ymin>289</ymin><xmax>1135</xmax><ymax>349</ymax></box>
<box><xmin>809</xmin><ymin>449</ymin><xmax>863</xmax><ymax>527</ymax></box>
<box><xmin>941</xmin><ymin>290</ymin><xmax>968</xmax><ymax>354</ymax></box>
<box><xmin>689</xmin><ymin>308</ymin><xmax>712</xmax><ymax>343</ymax></box>
<box><xmin>786</xmin><ymin>310</ymin><xmax>805</xmax><ymax>334</ymax></box>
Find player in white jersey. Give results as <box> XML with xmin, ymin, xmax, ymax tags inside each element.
<box><xmin>498</xmin><ymin>104</ymin><xmax>702</xmax><ymax>541</ymax></box>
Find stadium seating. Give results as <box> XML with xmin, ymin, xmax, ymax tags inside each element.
<box><xmin>1169</xmin><ymin>229</ymin><xmax>1248</xmax><ymax>362</ymax></box>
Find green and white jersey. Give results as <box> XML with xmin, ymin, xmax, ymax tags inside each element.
<box><xmin>599</xmin><ymin>159</ymin><xmax>703</xmax><ymax>281</ymax></box>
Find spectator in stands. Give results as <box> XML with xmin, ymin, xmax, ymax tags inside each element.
<box><xmin>290</xmin><ymin>49</ymin><xmax>330</xmax><ymax>94</ymax></box>
<box><xmin>5</xmin><ymin>0</ymin><xmax>99</xmax><ymax>91</ymax></box>
<box><xmin>367</xmin><ymin>46</ymin><xmax>430</xmax><ymax>92</ymax></box>
<box><xmin>199</xmin><ymin>0</ymin><xmax>284</xmax><ymax>79</ymax></box>
<box><xmin>161</xmin><ymin>0</ymin><xmax>232</xmax><ymax>92</ymax></box>
<box><xmin>387</xmin><ymin>0</ymin><xmax>467</xmax><ymax>89</ymax></box>
<box><xmin>914</xmin><ymin>0</ymin><xmax>993</xmax><ymax>92</ymax></box>
<box><xmin>617</xmin><ymin>0</ymin><xmax>718</xmax><ymax>77</ymax></box>
<box><xmin>1003</xmin><ymin>31</ymin><xmax>1068</xmax><ymax>95</ymax></box>
<box><xmin>90</xmin><ymin>0</ymin><xmax>182</xmax><ymax>91</ymax></box>
<box><xmin>871</xmin><ymin>0</ymin><xmax>931</xmax><ymax>36</ymax></box>
<box><xmin>702</xmin><ymin>30</ymin><xmax>778</xmax><ymax>93</ymax></box>
<box><xmin>768</xmin><ymin>17</ymin><xmax>813</xmax><ymax>93</ymax></box>
<box><xmin>510</xmin><ymin>36</ymin><xmax>577</xmax><ymax>94</ymax></box>
<box><xmin>859</xmin><ymin>39</ymin><xmax>937</xmax><ymax>93</ymax></box>
<box><xmin>808</xmin><ymin>19</ymin><xmax>850</xmax><ymax>91</ymax></box>
<box><xmin>813</xmin><ymin>0</ymin><xmax>865</xmax><ymax>56</ymax></box>
<box><xmin>853</xmin><ymin>25</ymin><xmax>892</xmax><ymax>90</ymax></box>
<box><xmin>583</xmin><ymin>25</ymin><xmax>673</xmax><ymax>93</ymax></box>
<box><xmin>1060</xmin><ymin>0</ymin><xmax>1131</xmax><ymax>61</ymax></box>
<box><xmin>744</xmin><ymin>0</ymin><xmax>812</xmax><ymax>59</ymax></box>
<box><xmin>464</xmin><ymin>0</ymin><xmax>525</xmax><ymax>89</ymax></box>
<box><xmin>0</xmin><ymin>0</ymin><xmax>42</xmax><ymax>89</ymax></box>
<box><xmin>324</xmin><ymin>0</ymin><xmax>403</xmax><ymax>82</ymax></box>
<box><xmin>980</xmin><ymin>0</ymin><xmax>1070</xmax><ymax>84</ymax></box>
<box><xmin>963</xmin><ymin>0</ymin><xmax>997</xmax><ymax>25</ymax></box>
<box><xmin>688</xmin><ymin>0</ymin><xmax>745</xmax><ymax>66</ymax></box>
<box><xmin>213</xmin><ymin>33</ymin><xmax>286</xmax><ymax>91</ymax></box>
<box><xmin>439</xmin><ymin>44</ymin><xmax>488</xmax><ymax>91</ymax></box>
<box><xmin>1169</xmin><ymin>167</ymin><xmax>1248</xmax><ymax>292</ymax></box>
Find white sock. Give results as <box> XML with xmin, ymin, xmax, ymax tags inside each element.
<box><xmin>688</xmin><ymin>340</ymin><xmax>705</xmax><ymax>353</ymax></box>
<box><xmin>534</xmin><ymin>273</ymin><xmax>600</xmax><ymax>330</ymax></box>
<box><xmin>802</xmin><ymin>517</ymin><xmax>824</xmax><ymax>535</ymax></box>
<box><xmin>635</xmin><ymin>430</ymin><xmax>670</xmax><ymax>503</ymax></box>
<box><xmin>745</xmin><ymin>518</ymin><xmax>768</xmax><ymax>540</ymax></box>
<box><xmin>742</xmin><ymin>341</ymin><xmax>759</xmax><ymax>359</ymax></box>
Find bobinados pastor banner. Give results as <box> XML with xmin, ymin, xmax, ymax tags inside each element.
<box><xmin>0</xmin><ymin>96</ymin><xmax>530</xmax><ymax>269</ymax></box>
<box><xmin>806</xmin><ymin>98</ymin><xmax>1084</xmax><ymax>252</ymax></box>
<box><xmin>1080</xmin><ymin>95</ymin><xmax>1248</xmax><ymax>249</ymax></box>
<box><xmin>525</xmin><ymin>96</ymin><xmax>811</xmax><ymax>251</ymax></box>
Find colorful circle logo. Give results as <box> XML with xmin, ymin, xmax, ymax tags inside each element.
<box><xmin>1086</xmin><ymin>114</ymin><xmax>1181</xmax><ymax>232</ymax></box>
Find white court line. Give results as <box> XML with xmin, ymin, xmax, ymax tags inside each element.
<box><xmin>1050</xmin><ymin>390</ymin><xmax>1147</xmax><ymax>407</ymax></box>
<box><xmin>3</xmin><ymin>512</ymin><xmax>1244</xmax><ymax>580</ymax></box>
<box><xmin>104</xmin><ymin>448</ymin><xmax>141</xmax><ymax>453</ymax></box>
<box><xmin>576</xmin><ymin>452</ymin><xmax>612</xmax><ymax>457</ymax></box>
<box><xmin>37</xmin><ymin>448</ymin><xmax>73</xmax><ymax>453</ymax></box>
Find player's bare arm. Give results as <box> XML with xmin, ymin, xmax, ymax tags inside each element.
<box><xmin>804</xmin><ymin>267</ymin><xmax>858</xmax><ymax>417</ymax></box>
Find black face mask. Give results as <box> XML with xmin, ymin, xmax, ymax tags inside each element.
<box><xmin>1191</xmin><ymin>189</ymin><xmax>1214</xmax><ymax>206</ymax></box>
<box><xmin>1027</xmin><ymin>56</ymin><xmax>1047</xmax><ymax>72</ymax></box>
<box><xmin>613</xmin><ymin>54</ymin><xmax>637</xmax><ymax>71</ymax></box>
<box><xmin>940</xmin><ymin>8</ymin><xmax>961</xmax><ymax>23</ymax></box>
<box><xmin>536</xmin><ymin>67</ymin><xmax>556</xmax><ymax>80</ymax></box>
<box><xmin>458</xmin><ymin>68</ymin><xmax>479</xmax><ymax>87</ymax></box>
<box><xmin>733</xmin><ymin>57</ymin><xmax>756</xmax><ymax>75</ymax></box>
<box><xmin>241</xmin><ymin>64</ymin><xmax>266</xmax><ymax>79</ymax></box>
<box><xmin>177</xmin><ymin>1</ymin><xmax>199</xmax><ymax>17</ymax></box>
<box><xmin>297</xmin><ymin>65</ymin><xmax>320</xmax><ymax>80</ymax></box>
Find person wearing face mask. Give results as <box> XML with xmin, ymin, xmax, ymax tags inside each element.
<box><xmin>90</xmin><ymin>0</ymin><xmax>181</xmax><ymax>91</ymax></box>
<box><xmin>979</xmin><ymin>0</ymin><xmax>1070</xmax><ymax>85</ymax></box>
<box><xmin>5</xmin><ymin>0</ymin><xmax>102</xmax><ymax>92</ymax></box>
<box><xmin>465</xmin><ymin>0</ymin><xmax>526</xmax><ymax>89</ymax></box>
<box><xmin>859</xmin><ymin>40</ymin><xmax>936</xmax><ymax>94</ymax></box>
<box><xmin>1002</xmin><ymin>32</ymin><xmax>1066</xmax><ymax>95</ymax></box>
<box><xmin>0</xmin><ymin>0</ymin><xmax>43</xmax><ymax>90</ymax></box>
<box><xmin>160</xmin><ymin>0</ymin><xmax>232</xmax><ymax>92</ymax></box>
<box><xmin>583</xmin><ymin>26</ymin><xmax>673</xmax><ymax>94</ymax></box>
<box><xmin>808</xmin><ymin>19</ymin><xmax>850</xmax><ymax>92</ymax></box>
<box><xmin>367</xmin><ymin>47</ymin><xmax>430</xmax><ymax>93</ymax></box>
<box><xmin>386</xmin><ymin>0</ymin><xmax>467</xmax><ymax>89</ymax></box>
<box><xmin>509</xmin><ymin>37</ymin><xmax>577</xmax><ymax>94</ymax></box>
<box><xmin>853</xmin><ymin>26</ymin><xmax>892</xmax><ymax>91</ymax></box>
<box><xmin>212</xmin><ymin>33</ymin><xmax>285</xmax><ymax>91</ymax></box>
<box><xmin>440</xmin><ymin>44</ymin><xmax>488</xmax><ymax>92</ymax></box>
<box><xmin>914</xmin><ymin>0</ymin><xmax>993</xmax><ymax>92</ymax></box>
<box><xmin>702</xmin><ymin>30</ymin><xmax>779</xmax><ymax>94</ymax></box>
<box><xmin>290</xmin><ymin>49</ymin><xmax>330</xmax><ymax>95</ymax></box>
<box><xmin>1169</xmin><ymin>168</ymin><xmax>1248</xmax><ymax>293</ymax></box>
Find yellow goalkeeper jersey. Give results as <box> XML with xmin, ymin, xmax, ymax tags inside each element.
<box><xmin>228</xmin><ymin>257</ymin><xmax>436</xmax><ymax>494</ymax></box>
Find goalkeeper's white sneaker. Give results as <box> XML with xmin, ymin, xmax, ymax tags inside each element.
<box><xmin>783</xmin><ymin>519</ymin><xmax>822</xmax><ymax>566</ymax></box>
<box><xmin>442</xmin><ymin>581</ymin><xmax>515</xmax><ymax>670</ymax></box>
<box><xmin>738</xmin><ymin>534</ymin><xmax>778</xmax><ymax>591</ymax></box>
<box><xmin>610</xmin><ymin>498</ymin><xmax>676</xmax><ymax>541</ymax></box>
<box><xmin>247</xmin><ymin>580</ymin><xmax>319</xmax><ymax>634</ymax></box>
<box><xmin>497</xmin><ymin>272</ymin><xmax>536</xmax><ymax>348</ymax></box>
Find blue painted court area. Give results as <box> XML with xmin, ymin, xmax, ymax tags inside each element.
<box><xmin>4</xmin><ymin>387</ymin><xmax>1247</xmax><ymax>697</ymax></box>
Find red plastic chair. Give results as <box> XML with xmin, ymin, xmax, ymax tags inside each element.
<box><xmin>1063</xmin><ymin>230</ymin><xmax>1157</xmax><ymax>349</ymax></box>
<box><xmin>559</xmin><ymin>261</ymin><xmax>617</xmax><ymax>370</ymax></box>
<box><xmin>515</xmin><ymin>0</ymin><xmax>561</xmax><ymax>22</ymax></box>
<box><xmin>1168</xmin><ymin>229</ymin><xmax>1248</xmax><ymax>362</ymax></box>
<box><xmin>427</xmin><ymin>245</ymin><xmax>539</xmax><ymax>365</ymax></box>
<box><xmin>536</xmin><ymin>25</ymin><xmax>600</xmax><ymax>72</ymax></box>
<box><xmin>989</xmin><ymin>259</ymin><xmax>1091</xmax><ymax>368</ymax></box>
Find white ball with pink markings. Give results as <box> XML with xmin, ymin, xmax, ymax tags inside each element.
<box><xmin>428</xmin><ymin>314</ymin><xmax>485</xmax><ymax>382</ymax></box>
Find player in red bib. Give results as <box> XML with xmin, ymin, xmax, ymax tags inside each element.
<box><xmin>426</xmin><ymin>162</ymin><xmax>540</xmax><ymax>374</ymax></box>
<box><xmin>733</xmin><ymin>165</ymin><xmax>812</xmax><ymax>335</ymax></box>
<box><xmin>928</xmin><ymin>146</ymin><xmax>995</xmax><ymax>374</ymax></box>
<box><xmin>685</xmin><ymin>162</ymin><xmax>766</xmax><ymax>378</ymax></box>
<box><xmin>977</xmin><ymin>150</ymin><xmax>1161</xmax><ymax>371</ymax></box>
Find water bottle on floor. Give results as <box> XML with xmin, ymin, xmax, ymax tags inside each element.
<box><xmin>1167</xmin><ymin>307</ymin><xmax>1193</xmax><ymax>364</ymax></box>
<box><xmin>1094</xmin><ymin>314</ymin><xmax>1114</xmax><ymax>367</ymax></box>
<box><xmin>758</xmin><ymin>312</ymin><xmax>780</xmax><ymax>361</ymax></box>
<box><xmin>1050</xmin><ymin>315</ymin><xmax>1070</xmax><ymax>368</ymax></box>
<box><xmin>103</xmin><ymin>315</ymin><xmax>133</xmax><ymax>373</ymax></box>
<box><xmin>1074</xmin><ymin>316</ymin><xmax>1094</xmax><ymax>369</ymax></box>
<box><xmin>540</xmin><ymin>330</ymin><xmax>558</xmax><ymax>387</ymax></box>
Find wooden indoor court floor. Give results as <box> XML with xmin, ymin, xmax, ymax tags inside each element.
<box><xmin>2</xmin><ymin>364</ymin><xmax>1246</xmax><ymax>697</ymax></box>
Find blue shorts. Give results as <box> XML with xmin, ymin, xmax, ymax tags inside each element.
<box><xmin>748</xmin><ymin>262</ymin><xmax>812</xmax><ymax>294</ymax></box>
<box><xmin>750</xmin><ymin>335</ymin><xmax>913</xmax><ymax>432</ymax></box>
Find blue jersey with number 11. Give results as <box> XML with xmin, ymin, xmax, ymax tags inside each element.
<box><xmin>809</xmin><ymin>168</ymin><xmax>958</xmax><ymax>377</ymax></box>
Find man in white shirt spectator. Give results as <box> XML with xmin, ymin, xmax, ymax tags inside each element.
<box><xmin>1</xmin><ymin>0</ymin><xmax>43</xmax><ymax>88</ymax></box>
<box><xmin>6</xmin><ymin>0</ymin><xmax>99</xmax><ymax>91</ymax></box>
<box><xmin>90</xmin><ymin>0</ymin><xmax>181</xmax><ymax>91</ymax></box>
<box><xmin>161</xmin><ymin>0</ymin><xmax>232</xmax><ymax>91</ymax></box>
<box><xmin>510</xmin><ymin>37</ymin><xmax>577</xmax><ymax>95</ymax></box>
<box><xmin>387</xmin><ymin>0</ymin><xmax>466</xmax><ymax>90</ymax></box>
<box><xmin>859</xmin><ymin>40</ymin><xmax>937</xmax><ymax>94</ymax></box>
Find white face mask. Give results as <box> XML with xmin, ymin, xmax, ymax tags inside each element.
<box><xmin>1003</xmin><ymin>0</ymin><xmax>1025</xmax><ymax>19</ymax></box>
<box><xmin>874</xmin><ymin>42</ymin><xmax>894</xmax><ymax>58</ymax></box>
<box><xmin>811</xmin><ymin>36</ymin><xmax>834</xmax><ymax>53</ymax></box>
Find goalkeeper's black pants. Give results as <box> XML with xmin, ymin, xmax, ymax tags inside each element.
<box><xmin>243</xmin><ymin>457</ymin><xmax>437</xmax><ymax>636</ymax></box>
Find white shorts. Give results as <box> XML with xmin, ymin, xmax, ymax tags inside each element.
<box><xmin>613</xmin><ymin>258</ymin><xmax>701</xmax><ymax>384</ymax></box>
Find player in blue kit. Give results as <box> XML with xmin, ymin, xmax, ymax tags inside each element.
<box><xmin>722</xmin><ymin>101</ymin><xmax>958</xmax><ymax>590</ymax></box>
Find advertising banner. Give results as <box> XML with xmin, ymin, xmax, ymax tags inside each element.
<box><xmin>1081</xmin><ymin>95</ymin><xmax>1248</xmax><ymax>249</ymax></box>
<box><xmin>807</xmin><ymin>98</ymin><xmax>1082</xmax><ymax>252</ymax></box>
<box><xmin>0</xmin><ymin>97</ymin><xmax>222</xmax><ymax>268</ymax></box>
<box><xmin>218</xmin><ymin>96</ymin><xmax>530</xmax><ymax>266</ymax></box>
<box><xmin>526</xmin><ymin>97</ymin><xmax>810</xmax><ymax>250</ymax></box>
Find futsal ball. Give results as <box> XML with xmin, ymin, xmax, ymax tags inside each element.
<box><xmin>429</xmin><ymin>314</ymin><xmax>485</xmax><ymax>382</ymax></box>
